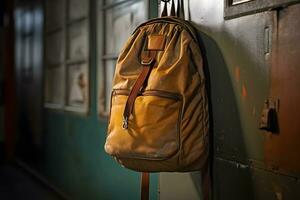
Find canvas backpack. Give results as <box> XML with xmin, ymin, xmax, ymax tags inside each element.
<box><xmin>104</xmin><ymin>1</ymin><xmax>211</xmax><ymax>199</ymax></box>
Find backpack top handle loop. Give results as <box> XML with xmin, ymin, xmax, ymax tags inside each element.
<box><xmin>161</xmin><ymin>0</ymin><xmax>169</xmax><ymax>17</ymax></box>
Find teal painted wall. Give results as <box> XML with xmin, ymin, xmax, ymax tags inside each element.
<box><xmin>39</xmin><ymin>1</ymin><xmax>159</xmax><ymax>199</ymax></box>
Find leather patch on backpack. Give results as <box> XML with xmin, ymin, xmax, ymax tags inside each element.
<box><xmin>147</xmin><ymin>35</ymin><xmax>166</xmax><ymax>51</ymax></box>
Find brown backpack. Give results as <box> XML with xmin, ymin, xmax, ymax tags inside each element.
<box><xmin>104</xmin><ymin>14</ymin><xmax>210</xmax><ymax>200</ymax></box>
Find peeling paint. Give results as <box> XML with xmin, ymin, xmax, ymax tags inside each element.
<box><xmin>242</xmin><ymin>84</ymin><xmax>248</xmax><ymax>98</ymax></box>
<box><xmin>236</xmin><ymin>163</ymin><xmax>249</xmax><ymax>169</ymax></box>
<box><xmin>235</xmin><ymin>66</ymin><xmax>240</xmax><ymax>82</ymax></box>
<box><xmin>217</xmin><ymin>157</ymin><xmax>249</xmax><ymax>169</ymax></box>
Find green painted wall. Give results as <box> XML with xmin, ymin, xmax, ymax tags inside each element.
<box><xmin>39</xmin><ymin>1</ymin><xmax>159</xmax><ymax>200</ymax></box>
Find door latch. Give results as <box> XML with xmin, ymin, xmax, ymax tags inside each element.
<box><xmin>259</xmin><ymin>99</ymin><xmax>279</xmax><ymax>133</ymax></box>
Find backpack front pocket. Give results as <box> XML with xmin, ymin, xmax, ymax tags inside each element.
<box><xmin>105</xmin><ymin>89</ymin><xmax>182</xmax><ymax>160</ymax></box>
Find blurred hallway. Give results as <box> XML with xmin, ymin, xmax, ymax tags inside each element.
<box><xmin>1</xmin><ymin>0</ymin><xmax>300</xmax><ymax>199</ymax></box>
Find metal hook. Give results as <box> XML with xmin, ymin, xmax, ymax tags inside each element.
<box><xmin>161</xmin><ymin>0</ymin><xmax>169</xmax><ymax>17</ymax></box>
<box><xmin>170</xmin><ymin>0</ymin><xmax>176</xmax><ymax>16</ymax></box>
<box><xmin>176</xmin><ymin>0</ymin><xmax>185</xmax><ymax>19</ymax></box>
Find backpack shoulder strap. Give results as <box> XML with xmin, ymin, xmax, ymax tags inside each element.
<box><xmin>202</xmin><ymin>159</ymin><xmax>212</xmax><ymax>200</ymax></box>
<box><xmin>141</xmin><ymin>172</ymin><xmax>150</xmax><ymax>200</ymax></box>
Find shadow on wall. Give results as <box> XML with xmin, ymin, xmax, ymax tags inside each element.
<box><xmin>188</xmin><ymin>28</ymin><xmax>255</xmax><ymax>200</ymax></box>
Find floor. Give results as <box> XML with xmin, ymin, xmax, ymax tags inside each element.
<box><xmin>0</xmin><ymin>165</ymin><xmax>64</xmax><ymax>200</ymax></box>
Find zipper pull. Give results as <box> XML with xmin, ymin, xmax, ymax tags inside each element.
<box><xmin>122</xmin><ymin>116</ymin><xmax>128</xmax><ymax>129</ymax></box>
<box><xmin>122</xmin><ymin>51</ymin><xmax>156</xmax><ymax>131</ymax></box>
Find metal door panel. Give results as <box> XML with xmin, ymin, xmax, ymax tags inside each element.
<box><xmin>265</xmin><ymin>3</ymin><xmax>300</xmax><ymax>177</ymax></box>
<box><xmin>214</xmin><ymin>158</ymin><xmax>300</xmax><ymax>200</ymax></box>
<box><xmin>159</xmin><ymin>0</ymin><xmax>275</xmax><ymax>199</ymax></box>
<box><xmin>189</xmin><ymin>0</ymin><xmax>275</xmax><ymax>165</ymax></box>
<box><xmin>158</xmin><ymin>0</ymin><xmax>300</xmax><ymax>199</ymax></box>
<box><xmin>211</xmin><ymin>11</ymin><xmax>274</xmax><ymax>164</ymax></box>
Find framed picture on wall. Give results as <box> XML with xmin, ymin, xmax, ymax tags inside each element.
<box><xmin>224</xmin><ymin>0</ymin><xmax>300</xmax><ymax>19</ymax></box>
<box><xmin>44</xmin><ymin>65</ymin><xmax>65</xmax><ymax>107</ymax></box>
<box><xmin>68</xmin><ymin>0</ymin><xmax>88</xmax><ymax>21</ymax></box>
<box><xmin>65</xmin><ymin>62</ymin><xmax>89</xmax><ymax>112</ymax></box>
<box><xmin>97</xmin><ymin>0</ymin><xmax>149</xmax><ymax>118</ymax></box>
<box><xmin>45</xmin><ymin>0</ymin><xmax>65</xmax><ymax>31</ymax></box>
<box><xmin>45</xmin><ymin>31</ymin><xmax>65</xmax><ymax>66</ymax></box>
<box><xmin>67</xmin><ymin>20</ymin><xmax>89</xmax><ymax>61</ymax></box>
<box><xmin>44</xmin><ymin>0</ymin><xmax>90</xmax><ymax>114</ymax></box>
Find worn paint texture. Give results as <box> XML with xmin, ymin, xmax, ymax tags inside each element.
<box><xmin>12</xmin><ymin>0</ymin><xmax>300</xmax><ymax>199</ymax></box>
<box><xmin>160</xmin><ymin>0</ymin><xmax>300</xmax><ymax>200</ymax></box>
<box><xmin>38</xmin><ymin>2</ymin><xmax>159</xmax><ymax>200</ymax></box>
<box><xmin>265</xmin><ymin>4</ymin><xmax>300</xmax><ymax>177</ymax></box>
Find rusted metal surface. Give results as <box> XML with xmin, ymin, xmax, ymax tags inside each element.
<box><xmin>161</xmin><ymin>0</ymin><xmax>300</xmax><ymax>199</ymax></box>
<box><xmin>214</xmin><ymin>157</ymin><xmax>300</xmax><ymax>200</ymax></box>
<box><xmin>203</xmin><ymin>11</ymin><xmax>274</xmax><ymax>166</ymax></box>
<box><xmin>187</xmin><ymin>0</ymin><xmax>300</xmax><ymax>178</ymax></box>
<box><xmin>265</xmin><ymin>4</ymin><xmax>300</xmax><ymax>177</ymax></box>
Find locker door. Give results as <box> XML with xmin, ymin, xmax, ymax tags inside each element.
<box><xmin>265</xmin><ymin>3</ymin><xmax>300</xmax><ymax>178</ymax></box>
<box><xmin>159</xmin><ymin>1</ymin><xmax>276</xmax><ymax>199</ymax></box>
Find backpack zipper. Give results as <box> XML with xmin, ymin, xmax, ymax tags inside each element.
<box><xmin>113</xmin><ymin>89</ymin><xmax>182</xmax><ymax>101</ymax></box>
<box><xmin>115</xmin><ymin>89</ymin><xmax>182</xmax><ymax>129</ymax></box>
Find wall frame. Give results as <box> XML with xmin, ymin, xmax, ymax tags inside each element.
<box><xmin>224</xmin><ymin>0</ymin><xmax>300</xmax><ymax>19</ymax></box>
<box><xmin>44</xmin><ymin>0</ymin><xmax>90</xmax><ymax>114</ymax></box>
<box><xmin>97</xmin><ymin>0</ymin><xmax>150</xmax><ymax>118</ymax></box>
